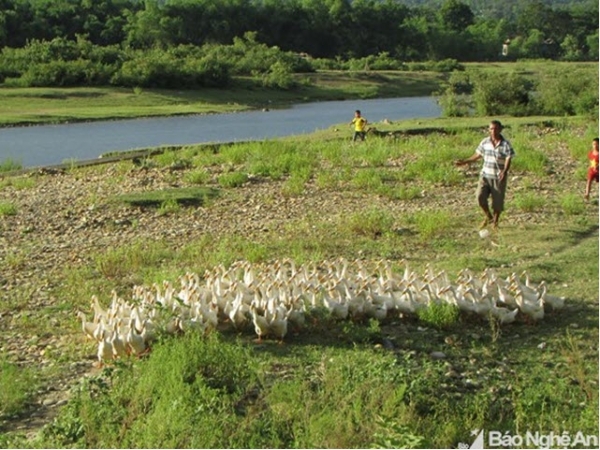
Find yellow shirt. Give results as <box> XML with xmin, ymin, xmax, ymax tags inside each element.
<box><xmin>352</xmin><ymin>117</ymin><xmax>367</xmax><ymax>132</ymax></box>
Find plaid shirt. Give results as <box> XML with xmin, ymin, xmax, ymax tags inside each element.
<box><xmin>476</xmin><ymin>135</ymin><xmax>515</xmax><ymax>180</ymax></box>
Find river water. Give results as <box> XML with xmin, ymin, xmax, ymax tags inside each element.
<box><xmin>0</xmin><ymin>96</ymin><xmax>440</xmax><ymax>168</ymax></box>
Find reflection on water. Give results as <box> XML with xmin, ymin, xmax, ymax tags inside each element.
<box><xmin>0</xmin><ymin>96</ymin><xmax>440</xmax><ymax>168</ymax></box>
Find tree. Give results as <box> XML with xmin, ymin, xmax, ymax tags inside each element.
<box><xmin>438</xmin><ymin>0</ymin><xmax>474</xmax><ymax>33</ymax></box>
<box><xmin>560</xmin><ymin>34</ymin><xmax>582</xmax><ymax>61</ymax></box>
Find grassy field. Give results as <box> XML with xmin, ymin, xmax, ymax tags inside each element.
<box><xmin>0</xmin><ymin>71</ymin><xmax>444</xmax><ymax>127</ymax></box>
<box><xmin>0</xmin><ymin>111</ymin><xmax>598</xmax><ymax>447</ymax></box>
<box><xmin>0</xmin><ymin>61</ymin><xmax>596</xmax><ymax>129</ymax></box>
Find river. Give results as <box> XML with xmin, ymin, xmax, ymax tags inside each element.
<box><xmin>0</xmin><ymin>96</ymin><xmax>441</xmax><ymax>168</ymax></box>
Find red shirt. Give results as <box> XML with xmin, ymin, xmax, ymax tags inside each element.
<box><xmin>589</xmin><ymin>150</ymin><xmax>599</xmax><ymax>171</ymax></box>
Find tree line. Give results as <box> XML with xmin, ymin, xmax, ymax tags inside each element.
<box><xmin>0</xmin><ymin>0</ymin><xmax>597</xmax><ymax>62</ymax></box>
<box><xmin>0</xmin><ymin>0</ymin><xmax>597</xmax><ymax>117</ymax></box>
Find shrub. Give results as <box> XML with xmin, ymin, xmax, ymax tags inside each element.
<box><xmin>471</xmin><ymin>70</ymin><xmax>532</xmax><ymax>116</ymax></box>
<box><xmin>436</xmin><ymin>70</ymin><xmax>473</xmax><ymax>117</ymax></box>
<box><xmin>534</xmin><ymin>67</ymin><xmax>599</xmax><ymax>118</ymax></box>
<box><xmin>261</xmin><ymin>61</ymin><xmax>297</xmax><ymax>90</ymax></box>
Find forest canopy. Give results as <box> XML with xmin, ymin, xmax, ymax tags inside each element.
<box><xmin>0</xmin><ymin>0</ymin><xmax>597</xmax><ymax>62</ymax></box>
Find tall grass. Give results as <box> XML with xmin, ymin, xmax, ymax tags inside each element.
<box><xmin>0</xmin><ymin>358</ymin><xmax>38</xmax><ymax>418</ymax></box>
<box><xmin>0</xmin><ymin>158</ymin><xmax>23</xmax><ymax>173</ymax></box>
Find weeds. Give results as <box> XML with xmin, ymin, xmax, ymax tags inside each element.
<box><xmin>417</xmin><ymin>301</ymin><xmax>460</xmax><ymax>329</ymax></box>
<box><xmin>0</xmin><ymin>158</ymin><xmax>23</xmax><ymax>173</ymax></box>
<box><xmin>559</xmin><ymin>193</ymin><xmax>585</xmax><ymax>215</ymax></box>
<box><xmin>513</xmin><ymin>192</ymin><xmax>546</xmax><ymax>212</ymax></box>
<box><xmin>407</xmin><ymin>210</ymin><xmax>454</xmax><ymax>241</ymax></box>
<box><xmin>0</xmin><ymin>358</ymin><xmax>38</xmax><ymax>419</ymax></box>
<box><xmin>347</xmin><ymin>208</ymin><xmax>395</xmax><ymax>238</ymax></box>
<box><xmin>0</xmin><ymin>201</ymin><xmax>17</xmax><ymax>216</ymax></box>
<box><xmin>218</xmin><ymin>171</ymin><xmax>248</xmax><ymax>188</ymax></box>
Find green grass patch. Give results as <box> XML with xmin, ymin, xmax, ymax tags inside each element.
<box><xmin>0</xmin><ymin>201</ymin><xmax>17</xmax><ymax>216</ymax></box>
<box><xmin>0</xmin><ymin>357</ymin><xmax>38</xmax><ymax>419</ymax></box>
<box><xmin>560</xmin><ymin>193</ymin><xmax>586</xmax><ymax>215</ymax></box>
<box><xmin>217</xmin><ymin>171</ymin><xmax>248</xmax><ymax>188</ymax></box>
<box><xmin>417</xmin><ymin>301</ymin><xmax>460</xmax><ymax>329</ymax></box>
<box><xmin>513</xmin><ymin>192</ymin><xmax>546</xmax><ymax>212</ymax></box>
<box><xmin>347</xmin><ymin>208</ymin><xmax>395</xmax><ymax>238</ymax></box>
<box><xmin>406</xmin><ymin>210</ymin><xmax>455</xmax><ymax>241</ymax></box>
<box><xmin>0</xmin><ymin>158</ymin><xmax>23</xmax><ymax>173</ymax></box>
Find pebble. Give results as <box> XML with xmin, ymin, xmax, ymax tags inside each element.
<box><xmin>430</xmin><ymin>351</ymin><xmax>446</xmax><ymax>360</ymax></box>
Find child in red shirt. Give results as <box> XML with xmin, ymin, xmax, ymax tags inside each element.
<box><xmin>585</xmin><ymin>137</ymin><xmax>599</xmax><ymax>200</ymax></box>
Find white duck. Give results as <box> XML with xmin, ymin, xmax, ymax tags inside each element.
<box><xmin>322</xmin><ymin>289</ymin><xmax>349</xmax><ymax>320</ymax></box>
<box><xmin>97</xmin><ymin>333</ymin><xmax>114</xmax><ymax>367</ymax></box>
<box><xmin>110</xmin><ymin>323</ymin><xmax>128</xmax><ymax>358</ymax></box>
<box><xmin>537</xmin><ymin>281</ymin><xmax>565</xmax><ymax>310</ymax></box>
<box><xmin>126</xmin><ymin>318</ymin><xmax>147</xmax><ymax>355</ymax></box>
<box><xmin>269</xmin><ymin>305</ymin><xmax>289</xmax><ymax>343</ymax></box>
<box><xmin>490</xmin><ymin>305</ymin><xmax>519</xmax><ymax>324</ymax></box>
<box><xmin>77</xmin><ymin>311</ymin><xmax>98</xmax><ymax>341</ymax></box>
<box><xmin>515</xmin><ymin>290</ymin><xmax>545</xmax><ymax>322</ymax></box>
<box><xmin>251</xmin><ymin>304</ymin><xmax>270</xmax><ymax>342</ymax></box>
<box><xmin>391</xmin><ymin>287</ymin><xmax>417</xmax><ymax>314</ymax></box>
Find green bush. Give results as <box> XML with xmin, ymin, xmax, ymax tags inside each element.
<box><xmin>534</xmin><ymin>67</ymin><xmax>599</xmax><ymax>118</ymax></box>
<box><xmin>261</xmin><ymin>61</ymin><xmax>297</xmax><ymax>90</ymax></box>
<box><xmin>471</xmin><ymin>71</ymin><xmax>532</xmax><ymax>116</ymax></box>
<box><xmin>436</xmin><ymin>70</ymin><xmax>473</xmax><ymax>117</ymax></box>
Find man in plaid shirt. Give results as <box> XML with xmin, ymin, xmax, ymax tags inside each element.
<box><xmin>455</xmin><ymin>120</ymin><xmax>515</xmax><ymax>229</ymax></box>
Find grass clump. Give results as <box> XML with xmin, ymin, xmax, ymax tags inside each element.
<box><xmin>184</xmin><ymin>169</ymin><xmax>210</xmax><ymax>185</ymax></box>
<box><xmin>559</xmin><ymin>193</ymin><xmax>585</xmax><ymax>215</ymax></box>
<box><xmin>347</xmin><ymin>208</ymin><xmax>395</xmax><ymax>238</ymax></box>
<box><xmin>0</xmin><ymin>357</ymin><xmax>38</xmax><ymax>419</ymax></box>
<box><xmin>417</xmin><ymin>301</ymin><xmax>460</xmax><ymax>329</ymax></box>
<box><xmin>513</xmin><ymin>192</ymin><xmax>546</xmax><ymax>212</ymax></box>
<box><xmin>0</xmin><ymin>201</ymin><xmax>17</xmax><ymax>216</ymax></box>
<box><xmin>0</xmin><ymin>158</ymin><xmax>23</xmax><ymax>173</ymax></box>
<box><xmin>217</xmin><ymin>171</ymin><xmax>248</xmax><ymax>187</ymax></box>
<box><xmin>407</xmin><ymin>210</ymin><xmax>454</xmax><ymax>241</ymax></box>
<box><xmin>93</xmin><ymin>240</ymin><xmax>177</xmax><ymax>280</ymax></box>
<box><xmin>0</xmin><ymin>176</ymin><xmax>36</xmax><ymax>190</ymax></box>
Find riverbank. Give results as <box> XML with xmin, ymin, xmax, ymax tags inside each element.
<box><xmin>0</xmin><ymin>116</ymin><xmax>597</xmax><ymax>447</ymax></box>
<box><xmin>0</xmin><ymin>71</ymin><xmax>444</xmax><ymax>128</ymax></box>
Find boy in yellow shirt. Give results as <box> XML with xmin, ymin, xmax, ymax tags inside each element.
<box><xmin>350</xmin><ymin>110</ymin><xmax>368</xmax><ymax>142</ymax></box>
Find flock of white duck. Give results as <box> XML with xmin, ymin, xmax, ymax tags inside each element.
<box><xmin>76</xmin><ymin>258</ymin><xmax>566</xmax><ymax>365</ymax></box>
